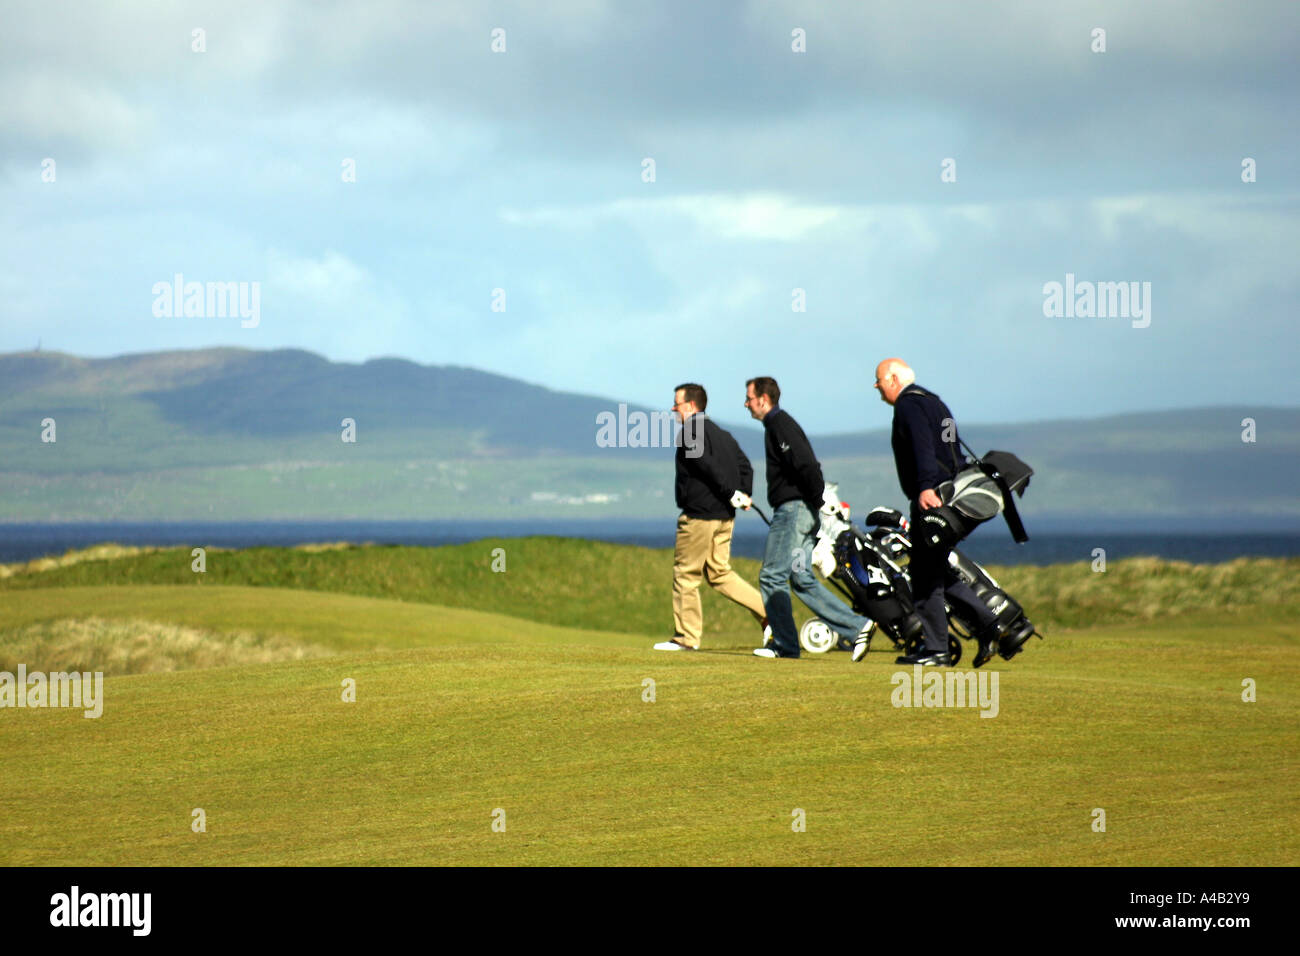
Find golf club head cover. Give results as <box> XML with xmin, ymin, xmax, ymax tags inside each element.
<box><xmin>866</xmin><ymin>506</ymin><xmax>907</xmax><ymax>531</ymax></box>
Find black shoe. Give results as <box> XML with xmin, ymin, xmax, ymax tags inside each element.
<box><xmin>972</xmin><ymin>627</ymin><xmax>999</xmax><ymax>668</ymax></box>
<box><xmin>894</xmin><ymin>649</ymin><xmax>951</xmax><ymax>666</ymax></box>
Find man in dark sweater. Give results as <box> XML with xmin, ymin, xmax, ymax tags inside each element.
<box><xmin>875</xmin><ymin>358</ymin><xmax>1001</xmax><ymax>666</ymax></box>
<box><xmin>743</xmin><ymin>377</ymin><xmax>873</xmax><ymax>659</ymax></box>
<box><xmin>655</xmin><ymin>383</ymin><xmax>769</xmax><ymax>651</ymax></box>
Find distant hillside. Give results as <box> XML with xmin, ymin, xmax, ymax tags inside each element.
<box><xmin>1</xmin><ymin>348</ymin><xmax>1297</xmax><ymax>526</ymax></box>
<box><xmin>0</xmin><ymin>347</ymin><xmax>676</xmax><ymax>464</ymax></box>
<box><xmin>808</xmin><ymin>407</ymin><xmax>1300</xmax><ymax>531</ymax></box>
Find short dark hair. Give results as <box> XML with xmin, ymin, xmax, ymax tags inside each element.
<box><xmin>746</xmin><ymin>376</ymin><xmax>780</xmax><ymax>405</ymax></box>
<box><xmin>674</xmin><ymin>382</ymin><xmax>707</xmax><ymax>412</ymax></box>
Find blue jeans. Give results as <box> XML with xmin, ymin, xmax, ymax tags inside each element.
<box><xmin>758</xmin><ymin>499</ymin><xmax>871</xmax><ymax>656</ymax></box>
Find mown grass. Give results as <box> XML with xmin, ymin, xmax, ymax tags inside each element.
<box><xmin>0</xmin><ymin>584</ymin><xmax>1295</xmax><ymax>866</ymax></box>
<box><xmin>3</xmin><ymin>539</ymin><xmax>1297</xmax><ymax>636</ymax></box>
<box><xmin>2</xmin><ymin>542</ymin><xmax>1295</xmax><ymax>866</ymax></box>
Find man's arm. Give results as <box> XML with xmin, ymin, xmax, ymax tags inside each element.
<box><xmin>713</xmin><ymin>426</ymin><xmax>753</xmax><ymax>496</ymax></box>
<box><xmin>773</xmin><ymin>415</ymin><xmax>825</xmax><ymax>504</ymax></box>
<box><xmin>735</xmin><ymin>441</ymin><xmax>754</xmax><ymax>497</ymax></box>
<box><xmin>896</xmin><ymin>397</ymin><xmax>945</xmax><ymax>502</ymax></box>
<box><xmin>688</xmin><ymin>420</ymin><xmax>734</xmax><ymax>498</ymax></box>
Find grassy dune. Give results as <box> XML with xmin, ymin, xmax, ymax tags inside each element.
<box><xmin>0</xmin><ymin>617</ymin><xmax>333</xmax><ymax>674</ymax></box>
<box><xmin>1</xmin><ymin>542</ymin><xmax>1297</xmax><ymax>866</ymax></box>
<box><xmin>0</xmin><ymin>584</ymin><xmax>640</xmax><ymax>671</ymax></box>
<box><xmin>4</xmin><ymin>539</ymin><xmax>1298</xmax><ymax>637</ymax></box>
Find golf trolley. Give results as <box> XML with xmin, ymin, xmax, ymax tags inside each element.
<box><xmin>799</xmin><ymin>493</ymin><xmax>1041</xmax><ymax>663</ymax></box>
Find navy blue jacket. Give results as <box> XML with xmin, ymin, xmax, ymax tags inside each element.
<box><xmin>890</xmin><ymin>385</ymin><xmax>966</xmax><ymax>502</ymax></box>
<box><xmin>762</xmin><ymin>406</ymin><xmax>825</xmax><ymax>510</ymax></box>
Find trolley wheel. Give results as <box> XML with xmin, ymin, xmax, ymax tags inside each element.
<box><xmin>799</xmin><ymin>618</ymin><xmax>838</xmax><ymax>655</ymax></box>
<box><xmin>947</xmin><ymin>633</ymin><xmax>962</xmax><ymax>666</ymax></box>
<box><xmin>904</xmin><ymin>631</ymin><xmax>963</xmax><ymax>665</ymax></box>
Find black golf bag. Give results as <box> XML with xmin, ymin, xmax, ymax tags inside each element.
<box><xmin>944</xmin><ymin>549</ymin><xmax>1038</xmax><ymax>658</ymax></box>
<box><xmin>826</xmin><ymin>506</ymin><xmax>1040</xmax><ymax>664</ymax></box>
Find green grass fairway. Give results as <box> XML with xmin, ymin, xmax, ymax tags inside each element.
<box><xmin>2</xmin><ymin>580</ymin><xmax>1296</xmax><ymax>866</ymax></box>
<box><xmin>0</xmin><ymin>584</ymin><xmax>641</xmax><ymax>662</ymax></box>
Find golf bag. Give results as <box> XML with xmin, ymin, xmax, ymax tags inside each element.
<box><xmin>943</xmin><ymin>548</ymin><xmax>1038</xmax><ymax>657</ymax></box>
<box><xmin>804</xmin><ymin>496</ymin><xmax>1041</xmax><ymax>662</ymax></box>
<box><xmin>917</xmin><ymin>447</ymin><xmax>1035</xmax><ymax>550</ymax></box>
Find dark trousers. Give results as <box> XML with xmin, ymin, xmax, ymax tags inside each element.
<box><xmin>910</xmin><ymin>504</ymin><xmax>999</xmax><ymax>651</ymax></box>
<box><xmin>943</xmin><ymin>574</ymin><xmax>998</xmax><ymax>636</ymax></box>
<box><xmin>907</xmin><ymin>521</ymin><xmax>952</xmax><ymax>652</ymax></box>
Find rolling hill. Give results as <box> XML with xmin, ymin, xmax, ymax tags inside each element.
<box><xmin>2</xmin><ymin>347</ymin><xmax>1297</xmax><ymax>526</ymax></box>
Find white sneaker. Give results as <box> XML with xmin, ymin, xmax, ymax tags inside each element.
<box><xmin>762</xmin><ymin>621</ymin><xmax>773</xmax><ymax>646</ymax></box>
<box><xmin>654</xmin><ymin>640</ymin><xmax>696</xmax><ymax>651</ymax></box>
<box><xmin>753</xmin><ymin>647</ymin><xmax>779</xmax><ymax>658</ymax></box>
<box><xmin>851</xmin><ymin>620</ymin><xmax>877</xmax><ymax>662</ymax></box>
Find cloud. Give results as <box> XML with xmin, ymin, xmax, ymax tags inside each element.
<box><xmin>0</xmin><ymin>74</ymin><xmax>153</xmax><ymax>162</ymax></box>
<box><xmin>502</xmin><ymin>192</ymin><xmax>843</xmax><ymax>240</ymax></box>
<box><xmin>0</xmin><ymin>0</ymin><xmax>1295</xmax><ymax>431</ymax></box>
<box><xmin>268</xmin><ymin>250</ymin><xmax>366</xmax><ymax>298</ymax></box>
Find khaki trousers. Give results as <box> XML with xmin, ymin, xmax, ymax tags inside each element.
<box><xmin>672</xmin><ymin>513</ymin><xmax>767</xmax><ymax>648</ymax></box>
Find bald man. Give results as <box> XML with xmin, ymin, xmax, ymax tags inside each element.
<box><xmin>874</xmin><ymin>358</ymin><xmax>1002</xmax><ymax>667</ymax></box>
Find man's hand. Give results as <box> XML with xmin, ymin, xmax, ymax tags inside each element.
<box><xmin>918</xmin><ymin>488</ymin><xmax>943</xmax><ymax>510</ymax></box>
<box><xmin>729</xmin><ymin>490</ymin><xmax>753</xmax><ymax>510</ymax></box>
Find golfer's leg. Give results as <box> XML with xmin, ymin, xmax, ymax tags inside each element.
<box><xmin>792</xmin><ymin>573</ymin><xmax>870</xmax><ymax>637</ymax></box>
<box><xmin>908</xmin><ymin>541</ymin><xmax>951</xmax><ymax>652</ymax></box>
<box><xmin>704</xmin><ymin>518</ymin><xmax>766</xmax><ymax>623</ymax></box>
<box><xmin>758</xmin><ymin>503</ymin><xmax>800</xmax><ymax>655</ymax></box>
<box><xmin>672</xmin><ymin>514</ymin><xmax>709</xmax><ymax>648</ymax></box>
<box><xmin>943</xmin><ymin>574</ymin><xmax>998</xmax><ymax>632</ymax></box>
<box><xmin>788</xmin><ymin>502</ymin><xmax>870</xmax><ymax>637</ymax></box>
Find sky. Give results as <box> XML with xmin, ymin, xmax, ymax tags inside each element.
<box><xmin>2</xmin><ymin>0</ymin><xmax>1297</xmax><ymax>434</ymax></box>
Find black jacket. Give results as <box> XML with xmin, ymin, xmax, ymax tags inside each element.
<box><xmin>891</xmin><ymin>384</ymin><xmax>967</xmax><ymax>502</ymax></box>
<box><xmin>675</xmin><ymin>413</ymin><xmax>754</xmax><ymax>520</ymax></box>
<box><xmin>761</xmin><ymin>406</ymin><xmax>825</xmax><ymax>510</ymax></box>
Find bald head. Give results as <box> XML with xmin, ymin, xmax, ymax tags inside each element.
<box><xmin>874</xmin><ymin>358</ymin><xmax>915</xmax><ymax>405</ymax></box>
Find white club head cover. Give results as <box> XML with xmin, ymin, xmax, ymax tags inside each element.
<box><xmin>820</xmin><ymin>482</ymin><xmax>849</xmax><ymax>519</ymax></box>
<box><xmin>810</xmin><ymin>536</ymin><xmax>837</xmax><ymax>577</ymax></box>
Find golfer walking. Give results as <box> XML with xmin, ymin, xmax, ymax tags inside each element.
<box><xmin>742</xmin><ymin>377</ymin><xmax>873</xmax><ymax>658</ymax></box>
<box><xmin>655</xmin><ymin>383</ymin><xmax>770</xmax><ymax>651</ymax></box>
<box><xmin>873</xmin><ymin>358</ymin><xmax>1027</xmax><ymax>666</ymax></box>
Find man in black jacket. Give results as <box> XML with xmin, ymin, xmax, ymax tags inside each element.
<box><xmin>875</xmin><ymin>358</ymin><xmax>1001</xmax><ymax>666</ymax></box>
<box><xmin>743</xmin><ymin>377</ymin><xmax>874</xmax><ymax>659</ymax></box>
<box><xmin>656</xmin><ymin>383</ymin><xmax>769</xmax><ymax>651</ymax></box>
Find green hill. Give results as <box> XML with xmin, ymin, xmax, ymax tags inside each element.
<box><xmin>2</xmin><ymin>347</ymin><xmax>1297</xmax><ymax>523</ymax></box>
<box><xmin>4</xmin><ymin>539</ymin><xmax>1297</xmax><ymax>639</ymax></box>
